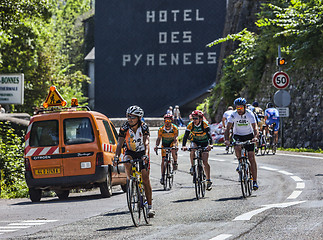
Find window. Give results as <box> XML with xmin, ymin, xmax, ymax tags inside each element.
<box><xmin>64</xmin><ymin>118</ymin><xmax>94</xmax><ymax>145</ymax></box>
<box><xmin>103</xmin><ymin>120</ymin><xmax>116</xmax><ymax>144</ymax></box>
<box><xmin>30</xmin><ymin>120</ymin><xmax>59</xmax><ymax>147</ymax></box>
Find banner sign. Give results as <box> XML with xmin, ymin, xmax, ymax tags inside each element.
<box><xmin>95</xmin><ymin>0</ymin><xmax>226</xmax><ymax>117</ymax></box>
<box><xmin>0</xmin><ymin>73</ymin><xmax>24</xmax><ymax>104</ymax></box>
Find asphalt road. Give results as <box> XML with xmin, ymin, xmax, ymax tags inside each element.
<box><xmin>1</xmin><ymin>130</ymin><xmax>322</xmax><ymax>240</ymax></box>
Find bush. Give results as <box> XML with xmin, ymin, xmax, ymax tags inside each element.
<box><xmin>0</xmin><ymin>121</ymin><xmax>28</xmax><ymax>198</ymax></box>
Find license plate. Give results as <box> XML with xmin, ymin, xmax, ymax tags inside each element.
<box><xmin>34</xmin><ymin>168</ymin><xmax>61</xmax><ymax>175</ymax></box>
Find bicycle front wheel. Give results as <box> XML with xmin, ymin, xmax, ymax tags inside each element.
<box><xmin>240</xmin><ymin>160</ymin><xmax>248</xmax><ymax>198</ymax></box>
<box><xmin>128</xmin><ymin>179</ymin><xmax>141</xmax><ymax>227</ymax></box>
<box><xmin>193</xmin><ymin>165</ymin><xmax>200</xmax><ymax>200</ymax></box>
<box><xmin>166</xmin><ymin>159</ymin><xmax>174</xmax><ymax>190</ymax></box>
<box><xmin>246</xmin><ymin>162</ymin><xmax>253</xmax><ymax>196</ymax></box>
<box><xmin>199</xmin><ymin>164</ymin><xmax>206</xmax><ymax>198</ymax></box>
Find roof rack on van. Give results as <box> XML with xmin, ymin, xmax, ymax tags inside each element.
<box><xmin>34</xmin><ymin>106</ymin><xmax>91</xmax><ymax>115</ymax></box>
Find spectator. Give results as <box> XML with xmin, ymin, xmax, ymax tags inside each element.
<box><xmin>173</xmin><ymin>105</ymin><xmax>184</xmax><ymax>127</ymax></box>
<box><xmin>222</xmin><ymin>106</ymin><xmax>234</xmax><ymax>129</ymax></box>
<box><xmin>166</xmin><ymin>106</ymin><xmax>173</xmax><ymax>115</ymax></box>
<box><xmin>0</xmin><ymin>105</ymin><xmax>5</xmax><ymax>114</ymax></box>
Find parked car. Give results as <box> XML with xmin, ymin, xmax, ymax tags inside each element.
<box><xmin>24</xmin><ymin>104</ymin><xmax>126</xmax><ymax>202</ymax></box>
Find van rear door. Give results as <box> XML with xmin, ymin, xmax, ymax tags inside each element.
<box><xmin>61</xmin><ymin>114</ymin><xmax>98</xmax><ymax>176</ymax></box>
<box><xmin>26</xmin><ymin>119</ymin><xmax>63</xmax><ymax>178</ymax></box>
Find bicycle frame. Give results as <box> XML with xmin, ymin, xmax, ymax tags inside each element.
<box><xmin>233</xmin><ymin>141</ymin><xmax>253</xmax><ymax>198</ymax></box>
<box><xmin>117</xmin><ymin>158</ymin><xmax>149</xmax><ymax>227</ymax></box>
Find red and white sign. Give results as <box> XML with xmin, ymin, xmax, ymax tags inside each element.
<box><xmin>272</xmin><ymin>71</ymin><xmax>290</xmax><ymax>89</ymax></box>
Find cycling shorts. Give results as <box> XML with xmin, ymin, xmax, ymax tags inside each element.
<box><xmin>161</xmin><ymin>142</ymin><xmax>175</xmax><ymax>158</ymax></box>
<box><xmin>266</xmin><ymin>119</ymin><xmax>279</xmax><ymax>131</ymax></box>
<box><xmin>124</xmin><ymin>150</ymin><xmax>150</xmax><ymax>171</ymax></box>
<box><xmin>233</xmin><ymin>133</ymin><xmax>255</xmax><ymax>152</ymax></box>
<box><xmin>191</xmin><ymin>141</ymin><xmax>209</xmax><ymax>151</ymax></box>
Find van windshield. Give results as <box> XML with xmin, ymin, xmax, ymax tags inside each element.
<box><xmin>64</xmin><ymin>118</ymin><xmax>94</xmax><ymax>145</ymax></box>
<box><xmin>30</xmin><ymin>120</ymin><xmax>59</xmax><ymax>147</ymax></box>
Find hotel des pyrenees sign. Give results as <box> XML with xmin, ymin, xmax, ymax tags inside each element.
<box><xmin>0</xmin><ymin>74</ymin><xmax>24</xmax><ymax>104</ymax></box>
<box><xmin>95</xmin><ymin>1</ymin><xmax>226</xmax><ymax>116</ymax></box>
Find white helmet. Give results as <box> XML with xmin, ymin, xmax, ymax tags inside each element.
<box><xmin>126</xmin><ymin>105</ymin><xmax>144</xmax><ymax>118</ymax></box>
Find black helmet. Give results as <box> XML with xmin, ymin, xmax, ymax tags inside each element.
<box><xmin>252</xmin><ymin>101</ymin><xmax>259</xmax><ymax>107</ymax></box>
<box><xmin>266</xmin><ymin>102</ymin><xmax>274</xmax><ymax>108</ymax></box>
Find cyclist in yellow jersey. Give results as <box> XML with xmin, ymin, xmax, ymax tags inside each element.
<box><xmin>154</xmin><ymin>114</ymin><xmax>179</xmax><ymax>185</ymax></box>
<box><xmin>182</xmin><ymin>110</ymin><xmax>213</xmax><ymax>190</ymax></box>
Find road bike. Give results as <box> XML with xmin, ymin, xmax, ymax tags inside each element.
<box><xmin>233</xmin><ymin>141</ymin><xmax>253</xmax><ymax>198</ymax></box>
<box><xmin>188</xmin><ymin>147</ymin><xmax>210</xmax><ymax>200</ymax></box>
<box><xmin>266</xmin><ymin>123</ymin><xmax>277</xmax><ymax>155</ymax></box>
<box><xmin>116</xmin><ymin>158</ymin><xmax>149</xmax><ymax>227</ymax></box>
<box><xmin>257</xmin><ymin>127</ymin><xmax>267</xmax><ymax>156</ymax></box>
<box><xmin>155</xmin><ymin>147</ymin><xmax>177</xmax><ymax>191</ymax></box>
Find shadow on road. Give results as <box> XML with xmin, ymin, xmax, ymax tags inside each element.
<box><xmin>12</xmin><ymin>191</ymin><xmax>124</xmax><ymax>205</ymax></box>
<box><xmin>215</xmin><ymin>196</ymin><xmax>243</xmax><ymax>202</ymax></box>
<box><xmin>103</xmin><ymin>210</ymin><xmax>129</xmax><ymax>217</ymax></box>
<box><xmin>172</xmin><ymin>197</ymin><xmax>196</xmax><ymax>203</ymax></box>
<box><xmin>97</xmin><ymin>225</ymin><xmax>136</xmax><ymax>232</ymax></box>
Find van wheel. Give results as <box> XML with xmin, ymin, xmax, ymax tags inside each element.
<box><xmin>55</xmin><ymin>190</ymin><xmax>70</xmax><ymax>200</ymax></box>
<box><xmin>121</xmin><ymin>184</ymin><xmax>127</xmax><ymax>193</ymax></box>
<box><xmin>100</xmin><ymin>170</ymin><xmax>112</xmax><ymax>198</ymax></box>
<box><xmin>29</xmin><ymin>188</ymin><xmax>42</xmax><ymax>202</ymax></box>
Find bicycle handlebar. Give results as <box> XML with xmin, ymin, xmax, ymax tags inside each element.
<box><xmin>187</xmin><ymin>146</ymin><xmax>212</xmax><ymax>151</ymax></box>
<box><xmin>232</xmin><ymin>140</ymin><xmax>256</xmax><ymax>146</ymax></box>
<box><xmin>155</xmin><ymin>147</ymin><xmax>177</xmax><ymax>155</ymax></box>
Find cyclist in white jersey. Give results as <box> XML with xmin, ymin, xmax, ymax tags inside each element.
<box><xmin>224</xmin><ymin>97</ymin><xmax>259</xmax><ymax>190</ymax></box>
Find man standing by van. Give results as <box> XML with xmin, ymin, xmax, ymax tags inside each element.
<box><xmin>114</xmin><ymin>105</ymin><xmax>155</xmax><ymax>218</ymax></box>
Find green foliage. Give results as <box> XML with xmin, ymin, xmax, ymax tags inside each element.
<box><xmin>0</xmin><ymin>0</ymin><xmax>91</xmax><ymax>114</ymax></box>
<box><xmin>277</xmin><ymin>147</ymin><xmax>323</xmax><ymax>153</ymax></box>
<box><xmin>206</xmin><ymin>0</ymin><xmax>323</xmax><ymax>117</ymax></box>
<box><xmin>0</xmin><ymin>122</ymin><xmax>28</xmax><ymax>198</ymax></box>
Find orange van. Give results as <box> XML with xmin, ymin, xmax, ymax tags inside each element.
<box><xmin>24</xmin><ymin>107</ymin><xmax>126</xmax><ymax>202</ymax></box>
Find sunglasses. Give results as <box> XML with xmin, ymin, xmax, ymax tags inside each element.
<box><xmin>236</xmin><ymin>106</ymin><xmax>244</xmax><ymax>110</ymax></box>
<box><xmin>192</xmin><ymin>117</ymin><xmax>199</xmax><ymax>120</ymax></box>
<box><xmin>127</xmin><ymin>115</ymin><xmax>137</xmax><ymax>119</ymax></box>
<box><xmin>164</xmin><ymin>119</ymin><xmax>172</xmax><ymax>123</ymax></box>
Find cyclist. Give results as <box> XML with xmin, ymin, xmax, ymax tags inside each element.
<box><xmin>224</xmin><ymin>97</ymin><xmax>259</xmax><ymax>190</ymax></box>
<box><xmin>154</xmin><ymin>114</ymin><xmax>179</xmax><ymax>185</ymax></box>
<box><xmin>181</xmin><ymin>110</ymin><xmax>213</xmax><ymax>191</ymax></box>
<box><xmin>114</xmin><ymin>105</ymin><xmax>155</xmax><ymax>218</ymax></box>
<box><xmin>264</xmin><ymin>102</ymin><xmax>280</xmax><ymax>145</ymax></box>
<box><xmin>222</xmin><ymin>106</ymin><xmax>234</xmax><ymax>151</ymax></box>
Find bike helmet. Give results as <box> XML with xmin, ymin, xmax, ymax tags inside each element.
<box><xmin>126</xmin><ymin>105</ymin><xmax>144</xmax><ymax>118</ymax></box>
<box><xmin>233</xmin><ymin>97</ymin><xmax>246</xmax><ymax>106</ymax></box>
<box><xmin>266</xmin><ymin>102</ymin><xmax>274</xmax><ymax>108</ymax></box>
<box><xmin>163</xmin><ymin>114</ymin><xmax>174</xmax><ymax>121</ymax></box>
<box><xmin>252</xmin><ymin>101</ymin><xmax>259</xmax><ymax>107</ymax></box>
<box><xmin>191</xmin><ymin>110</ymin><xmax>204</xmax><ymax>118</ymax></box>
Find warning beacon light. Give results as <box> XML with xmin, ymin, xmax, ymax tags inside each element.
<box><xmin>71</xmin><ymin>97</ymin><xmax>79</xmax><ymax>107</ymax></box>
<box><xmin>276</xmin><ymin>57</ymin><xmax>287</xmax><ymax>66</ymax></box>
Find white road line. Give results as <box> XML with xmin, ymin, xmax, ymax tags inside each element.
<box><xmin>9</xmin><ymin>223</ymin><xmax>46</xmax><ymax>226</ymax></box>
<box><xmin>287</xmin><ymin>190</ymin><xmax>302</xmax><ymax>199</ymax></box>
<box><xmin>22</xmin><ymin>220</ymin><xmax>58</xmax><ymax>223</ymax></box>
<box><xmin>0</xmin><ymin>226</ymin><xmax>31</xmax><ymax>229</ymax></box>
<box><xmin>209</xmin><ymin>158</ymin><xmax>226</xmax><ymax>162</ymax></box>
<box><xmin>0</xmin><ymin>230</ymin><xmax>17</xmax><ymax>232</ymax></box>
<box><xmin>290</xmin><ymin>176</ymin><xmax>303</xmax><ymax>182</ymax></box>
<box><xmin>260</xmin><ymin>166</ymin><xmax>278</xmax><ymax>171</ymax></box>
<box><xmin>209</xmin><ymin>234</ymin><xmax>233</xmax><ymax>240</ymax></box>
<box><xmin>296</xmin><ymin>182</ymin><xmax>305</xmax><ymax>189</ymax></box>
<box><xmin>234</xmin><ymin>201</ymin><xmax>306</xmax><ymax>221</ymax></box>
<box><xmin>276</xmin><ymin>153</ymin><xmax>323</xmax><ymax>160</ymax></box>
<box><xmin>278</xmin><ymin>170</ymin><xmax>293</xmax><ymax>175</ymax></box>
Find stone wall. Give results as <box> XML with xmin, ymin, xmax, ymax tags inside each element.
<box><xmin>214</xmin><ymin>0</ymin><xmax>323</xmax><ymax>149</ymax></box>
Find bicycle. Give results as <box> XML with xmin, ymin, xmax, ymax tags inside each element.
<box><xmin>155</xmin><ymin>147</ymin><xmax>177</xmax><ymax>191</ymax></box>
<box><xmin>116</xmin><ymin>158</ymin><xmax>149</xmax><ymax>227</ymax></box>
<box><xmin>188</xmin><ymin>146</ymin><xmax>210</xmax><ymax>200</ymax></box>
<box><xmin>225</xmin><ymin>129</ymin><xmax>234</xmax><ymax>154</ymax></box>
<box><xmin>257</xmin><ymin>127</ymin><xmax>267</xmax><ymax>156</ymax></box>
<box><xmin>266</xmin><ymin>123</ymin><xmax>277</xmax><ymax>155</ymax></box>
<box><xmin>233</xmin><ymin>141</ymin><xmax>253</xmax><ymax>198</ymax></box>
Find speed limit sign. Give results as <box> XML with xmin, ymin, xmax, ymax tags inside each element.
<box><xmin>272</xmin><ymin>71</ymin><xmax>290</xmax><ymax>89</ymax></box>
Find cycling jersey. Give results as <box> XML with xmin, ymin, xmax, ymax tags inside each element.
<box><xmin>182</xmin><ymin>120</ymin><xmax>212</xmax><ymax>146</ymax></box>
<box><xmin>228</xmin><ymin>109</ymin><xmax>256</xmax><ymax>136</ymax></box>
<box><xmin>222</xmin><ymin>110</ymin><xmax>234</xmax><ymax>127</ymax></box>
<box><xmin>119</xmin><ymin>121</ymin><xmax>149</xmax><ymax>152</ymax></box>
<box><xmin>265</xmin><ymin>108</ymin><xmax>280</xmax><ymax>131</ymax></box>
<box><xmin>158</xmin><ymin>123</ymin><xmax>178</xmax><ymax>147</ymax></box>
